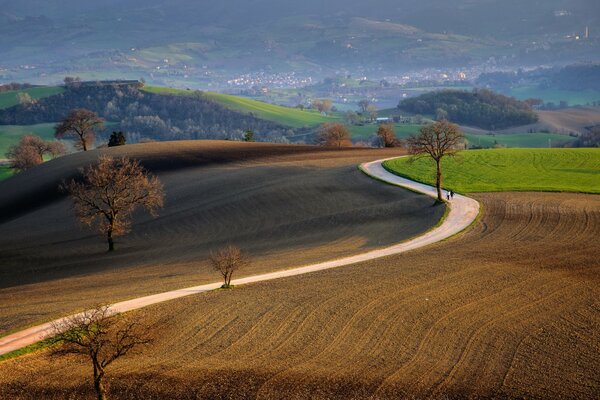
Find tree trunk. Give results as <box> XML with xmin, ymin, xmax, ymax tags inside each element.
<box><xmin>436</xmin><ymin>158</ymin><xmax>443</xmax><ymax>202</ymax></box>
<box><xmin>79</xmin><ymin>133</ymin><xmax>88</xmax><ymax>151</ymax></box>
<box><xmin>93</xmin><ymin>363</ymin><xmax>107</xmax><ymax>400</ymax></box>
<box><xmin>107</xmin><ymin>229</ymin><xmax>114</xmax><ymax>252</ymax></box>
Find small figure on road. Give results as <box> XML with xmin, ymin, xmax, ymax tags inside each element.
<box><xmin>447</xmin><ymin>191</ymin><xmax>450</xmax><ymax>201</ymax></box>
<box><xmin>450</xmin><ymin>190</ymin><xmax>455</xmax><ymax>199</ymax></box>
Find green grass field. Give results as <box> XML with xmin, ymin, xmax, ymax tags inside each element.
<box><xmin>0</xmin><ymin>165</ymin><xmax>13</xmax><ymax>180</ymax></box>
<box><xmin>0</xmin><ymin>87</ymin><xmax>64</xmax><ymax>110</ymax></box>
<box><xmin>349</xmin><ymin>124</ymin><xmax>423</xmax><ymax>140</ymax></box>
<box><xmin>464</xmin><ymin>132</ymin><xmax>577</xmax><ymax>148</ymax></box>
<box><xmin>0</xmin><ymin>123</ymin><xmax>56</xmax><ymax>157</ymax></box>
<box><xmin>142</xmin><ymin>86</ymin><xmax>338</xmax><ymax>128</ymax></box>
<box><xmin>383</xmin><ymin>148</ymin><xmax>600</xmax><ymax>193</ymax></box>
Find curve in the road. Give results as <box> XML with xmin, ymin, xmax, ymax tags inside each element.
<box><xmin>0</xmin><ymin>157</ymin><xmax>480</xmax><ymax>357</ymax></box>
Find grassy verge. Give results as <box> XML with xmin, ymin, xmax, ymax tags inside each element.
<box><xmin>0</xmin><ymin>338</ymin><xmax>54</xmax><ymax>363</ymax></box>
<box><xmin>383</xmin><ymin>148</ymin><xmax>600</xmax><ymax>193</ymax></box>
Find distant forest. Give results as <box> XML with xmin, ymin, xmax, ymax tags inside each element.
<box><xmin>477</xmin><ymin>64</ymin><xmax>600</xmax><ymax>94</ymax></box>
<box><xmin>398</xmin><ymin>89</ymin><xmax>538</xmax><ymax>130</ymax></box>
<box><xmin>0</xmin><ymin>83</ymin><xmax>294</xmax><ymax>143</ymax></box>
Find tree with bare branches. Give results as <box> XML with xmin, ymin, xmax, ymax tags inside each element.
<box><xmin>367</xmin><ymin>104</ymin><xmax>378</xmax><ymax>121</ymax></box>
<box><xmin>316</xmin><ymin>123</ymin><xmax>352</xmax><ymax>147</ymax></box>
<box><xmin>50</xmin><ymin>305</ymin><xmax>152</xmax><ymax>400</ymax></box>
<box><xmin>55</xmin><ymin>108</ymin><xmax>104</xmax><ymax>151</ymax></box>
<box><xmin>406</xmin><ymin>120</ymin><xmax>465</xmax><ymax>201</ymax></box>
<box><xmin>376</xmin><ymin>124</ymin><xmax>400</xmax><ymax>148</ymax></box>
<box><xmin>358</xmin><ymin>99</ymin><xmax>370</xmax><ymax>113</ymax></box>
<box><xmin>6</xmin><ymin>134</ymin><xmax>65</xmax><ymax>172</ymax></box>
<box><xmin>210</xmin><ymin>245</ymin><xmax>250</xmax><ymax>288</ymax></box>
<box><xmin>311</xmin><ymin>99</ymin><xmax>333</xmax><ymax>114</ymax></box>
<box><xmin>62</xmin><ymin>156</ymin><xmax>164</xmax><ymax>251</ymax></box>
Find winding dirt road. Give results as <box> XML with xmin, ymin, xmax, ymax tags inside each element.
<box><xmin>0</xmin><ymin>157</ymin><xmax>480</xmax><ymax>357</ymax></box>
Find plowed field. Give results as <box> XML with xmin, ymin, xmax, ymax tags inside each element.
<box><xmin>2</xmin><ymin>192</ymin><xmax>598</xmax><ymax>399</ymax></box>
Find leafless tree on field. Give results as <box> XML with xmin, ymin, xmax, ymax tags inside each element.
<box><xmin>55</xmin><ymin>108</ymin><xmax>104</xmax><ymax>151</ymax></box>
<box><xmin>377</xmin><ymin>124</ymin><xmax>400</xmax><ymax>148</ymax></box>
<box><xmin>62</xmin><ymin>156</ymin><xmax>164</xmax><ymax>251</ymax></box>
<box><xmin>49</xmin><ymin>305</ymin><xmax>152</xmax><ymax>400</ymax></box>
<box><xmin>358</xmin><ymin>99</ymin><xmax>370</xmax><ymax>113</ymax></box>
<box><xmin>405</xmin><ymin>120</ymin><xmax>465</xmax><ymax>202</ymax></box>
<box><xmin>311</xmin><ymin>99</ymin><xmax>333</xmax><ymax>114</ymax></box>
<box><xmin>316</xmin><ymin>123</ymin><xmax>352</xmax><ymax>147</ymax></box>
<box><xmin>6</xmin><ymin>134</ymin><xmax>65</xmax><ymax>172</ymax></box>
<box><xmin>367</xmin><ymin>104</ymin><xmax>378</xmax><ymax>121</ymax></box>
<box><xmin>210</xmin><ymin>245</ymin><xmax>250</xmax><ymax>288</ymax></box>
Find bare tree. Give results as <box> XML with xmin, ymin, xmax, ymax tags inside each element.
<box><xmin>311</xmin><ymin>99</ymin><xmax>333</xmax><ymax>114</ymax></box>
<box><xmin>358</xmin><ymin>99</ymin><xmax>370</xmax><ymax>113</ymax></box>
<box><xmin>210</xmin><ymin>245</ymin><xmax>250</xmax><ymax>288</ymax></box>
<box><xmin>377</xmin><ymin>124</ymin><xmax>400</xmax><ymax>147</ymax></box>
<box><xmin>50</xmin><ymin>305</ymin><xmax>152</xmax><ymax>400</ymax></box>
<box><xmin>406</xmin><ymin>120</ymin><xmax>465</xmax><ymax>201</ymax></box>
<box><xmin>62</xmin><ymin>156</ymin><xmax>164</xmax><ymax>251</ymax></box>
<box><xmin>55</xmin><ymin>109</ymin><xmax>104</xmax><ymax>151</ymax></box>
<box><xmin>367</xmin><ymin>104</ymin><xmax>378</xmax><ymax>121</ymax></box>
<box><xmin>316</xmin><ymin>123</ymin><xmax>352</xmax><ymax>147</ymax></box>
<box><xmin>6</xmin><ymin>134</ymin><xmax>65</xmax><ymax>172</ymax></box>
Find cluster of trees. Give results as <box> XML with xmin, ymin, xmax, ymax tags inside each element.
<box><xmin>574</xmin><ymin>126</ymin><xmax>600</xmax><ymax>148</ymax></box>
<box><xmin>0</xmin><ymin>82</ymin><xmax>293</xmax><ymax>143</ymax></box>
<box><xmin>399</xmin><ymin>89</ymin><xmax>538</xmax><ymax>130</ymax></box>
<box><xmin>0</xmin><ymin>83</ymin><xmax>34</xmax><ymax>92</ymax></box>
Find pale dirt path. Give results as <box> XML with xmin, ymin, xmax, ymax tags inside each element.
<box><xmin>0</xmin><ymin>157</ymin><xmax>480</xmax><ymax>357</ymax></box>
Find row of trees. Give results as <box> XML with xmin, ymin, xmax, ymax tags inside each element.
<box><xmin>315</xmin><ymin>122</ymin><xmax>400</xmax><ymax>148</ymax></box>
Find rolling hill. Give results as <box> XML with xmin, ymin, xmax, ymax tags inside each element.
<box><xmin>141</xmin><ymin>86</ymin><xmax>338</xmax><ymax>128</ymax></box>
<box><xmin>0</xmin><ymin>141</ymin><xmax>443</xmax><ymax>335</ymax></box>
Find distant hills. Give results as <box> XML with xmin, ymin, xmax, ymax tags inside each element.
<box><xmin>0</xmin><ymin>0</ymin><xmax>599</xmax><ymax>83</ymax></box>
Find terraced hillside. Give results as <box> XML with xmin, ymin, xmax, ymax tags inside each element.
<box><xmin>1</xmin><ymin>192</ymin><xmax>598</xmax><ymax>399</ymax></box>
<box><xmin>0</xmin><ymin>141</ymin><xmax>443</xmax><ymax>335</ymax></box>
<box><xmin>384</xmin><ymin>148</ymin><xmax>600</xmax><ymax>193</ymax></box>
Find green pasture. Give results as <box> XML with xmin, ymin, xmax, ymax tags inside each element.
<box><xmin>0</xmin><ymin>87</ymin><xmax>64</xmax><ymax>109</ymax></box>
<box><xmin>383</xmin><ymin>148</ymin><xmax>600</xmax><ymax>193</ymax></box>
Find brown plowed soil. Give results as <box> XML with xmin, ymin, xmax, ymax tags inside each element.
<box><xmin>1</xmin><ymin>192</ymin><xmax>598</xmax><ymax>399</ymax></box>
<box><xmin>0</xmin><ymin>141</ymin><xmax>445</xmax><ymax>334</ymax></box>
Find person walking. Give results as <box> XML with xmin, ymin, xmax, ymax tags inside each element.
<box><xmin>450</xmin><ymin>190</ymin><xmax>455</xmax><ymax>199</ymax></box>
<box><xmin>447</xmin><ymin>191</ymin><xmax>450</xmax><ymax>201</ymax></box>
